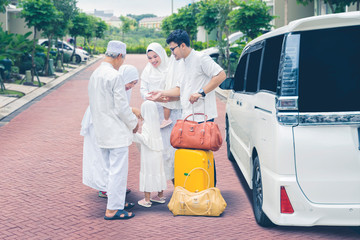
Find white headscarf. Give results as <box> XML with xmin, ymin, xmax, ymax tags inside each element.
<box><xmin>141</xmin><ymin>43</ymin><xmax>169</xmax><ymax>92</ymax></box>
<box><xmin>140</xmin><ymin>100</ymin><xmax>163</xmax><ymax>151</ymax></box>
<box><xmin>119</xmin><ymin>64</ymin><xmax>139</xmax><ymax>102</ymax></box>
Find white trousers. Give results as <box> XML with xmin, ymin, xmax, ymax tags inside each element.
<box><xmin>101</xmin><ymin>147</ymin><xmax>128</xmax><ymax>210</ymax></box>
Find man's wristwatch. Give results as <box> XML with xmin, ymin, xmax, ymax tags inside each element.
<box><xmin>198</xmin><ymin>88</ymin><xmax>206</xmax><ymax>97</ymax></box>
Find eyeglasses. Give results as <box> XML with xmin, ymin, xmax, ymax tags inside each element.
<box><xmin>170</xmin><ymin>45</ymin><xmax>180</xmax><ymax>52</ymax></box>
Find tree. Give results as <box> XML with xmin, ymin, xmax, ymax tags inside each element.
<box><xmin>297</xmin><ymin>0</ymin><xmax>357</xmax><ymax>13</ymax></box>
<box><xmin>0</xmin><ymin>0</ymin><xmax>9</xmax><ymax>13</ymax></box>
<box><xmin>161</xmin><ymin>3</ymin><xmax>199</xmax><ymax>44</ymax></box>
<box><xmin>197</xmin><ymin>0</ymin><xmax>234</xmax><ymax>76</ymax></box>
<box><xmin>119</xmin><ymin>16</ymin><xmax>137</xmax><ymax>41</ymax></box>
<box><xmin>94</xmin><ymin>19</ymin><xmax>108</xmax><ymax>54</ymax></box>
<box><xmin>53</xmin><ymin>0</ymin><xmax>78</xmax><ymax>67</ymax></box>
<box><xmin>197</xmin><ymin>0</ymin><xmax>219</xmax><ymax>37</ymax></box>
<box><xmin>83</xmin><ymin>15</ymin><xmax>97</xmax><ymax>47</ymax></box>
<box><xmin>20</xmin><ymin>0</ymin><xmax>60</xmax><ymax>81</ymax></box>
<box><xmin>69</xmin><ymin>12</ymin><xmax>88</xmax><ymax>62</ymax></box>
<box><xmin>41</xmin><ymin>9</ymin><xmax>63</xmax><ymax>75</ymax></box>
<box><xmin>228</xmin><ymin>0</ymin><xmax>274</xmax><ymax>40</ymax></box>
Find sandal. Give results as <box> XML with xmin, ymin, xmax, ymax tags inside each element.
<box><xmin>104</xmin><ymin>209</ymin><xmax>135</xmax><ymax>220</ymax></box>
<box><xmin>150</xmin><ymin>195</ymin><xmax>166</xmax><ymax>204</ymax></box>
<box><xmin>138</xmin><ymin>198</ymin><xmax>152</xmax><ymax>208</ymax></box>
<box><xmin>124</xmin><ymin>202</ymin><xmax>135</xmax><ymax>210</ymax></box>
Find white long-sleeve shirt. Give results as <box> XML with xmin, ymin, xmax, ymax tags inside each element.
<box><xmin>88</xmin><ymin>62</ymin><xmax>137</xmax><ymax>148</ymax></box>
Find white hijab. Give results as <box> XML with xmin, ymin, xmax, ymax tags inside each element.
<box><xmin>141</xmin><ymin>42</ymin><xmax>169</xmax><ymax>91</ymax></box>
<box><xmin>140</xmin><ymin>100</ymin><xmax>163</xmax><ymax>151</ymax></box>
<box><xmin>119</xmin><ymin>64</ymin><xmax>139</xmax><ymax>102</ymax></box>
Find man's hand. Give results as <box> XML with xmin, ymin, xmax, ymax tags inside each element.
<box><xmin>189</xmin><ymin>92</ymin><xmax>202</xmax><ymax>104</ymax></box>
<box><xmin>132</xmin><ymin>107</ymin><xmax>143</xmax><ymax>120</ymax></box>
<box><xmin>133</xmin><ymin>122</ymin><xmax>139</xmax><ymax>133</ymax></box>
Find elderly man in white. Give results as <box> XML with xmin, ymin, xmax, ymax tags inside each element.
<box><xmin>88</xmin><ymin>40</ymin><xmax>139</xmax><ymax>220</ymax></box>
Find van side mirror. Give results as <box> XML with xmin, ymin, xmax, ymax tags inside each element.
<box><xmin>219</xmin><ymin>77</ymin><xmax>234</xmax><ymax>90</ymax></box>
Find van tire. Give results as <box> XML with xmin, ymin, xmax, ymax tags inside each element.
<box><xmin>225</xmin><ymin>115</ymin><xmax>235</xmax><ymax>162</ymax></box>
<box><xmin>252</xmin><ymin>156</ymin><xmax>273</xmax><ymax>227</ymax></box>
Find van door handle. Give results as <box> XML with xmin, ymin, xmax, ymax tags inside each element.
<box><xmin>237</xmin><ymin>100</ymin><xmax>242</xmax><ymax>106</ymax></box>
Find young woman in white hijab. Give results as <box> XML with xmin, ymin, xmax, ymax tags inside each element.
<box><xmin>133</xmin><ymin>100</ymin><xmax>167</xmax><ymax>207</ymax></box>
<box><xmin>81</xmin><ymin>64</ymin><xmax>140</xmax><ymax>197</ymax></box>
<box><xmin>140</xmin><ymin>43</ymin><xmax>183</xmax><ymax>182</ymax></box>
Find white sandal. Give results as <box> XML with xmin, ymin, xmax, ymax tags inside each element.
<box><xmin>138</xmin><ymin>198</ymin><xmax>152</xmax><ymax>208</ymax></box>
<box><xmin>150</xmin><ymin>196</ymin><xmax>166</xmax><ymax>204</ymax></box>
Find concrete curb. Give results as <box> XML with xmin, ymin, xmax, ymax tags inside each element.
<box><xmin>0</xmin><ymin>55</ymin><xmax>103</xmax><ymax>121</ymax></box>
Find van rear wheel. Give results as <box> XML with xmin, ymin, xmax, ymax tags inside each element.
<box><xmin>225</xmin><ymin>115</ymin><xmax>235</xmax><ymax>162</ymax></box>
<box><xmin>252</xmin><ymin>156</ymin><xmax>273</xmax><ymax>227</ymax></box>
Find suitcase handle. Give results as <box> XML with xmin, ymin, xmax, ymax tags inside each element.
<box><xmin>191</xmin><ymin>97</ymin><xmax>206</xmax><ymax>122</ymax></box>
<box><xmin>183</xmin><ymin>167</ymin><xmax>211</xmax><ymax>189</ymax></box>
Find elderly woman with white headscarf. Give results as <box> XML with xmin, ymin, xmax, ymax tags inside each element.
<box><xmin>140</xmin><ymin>42</ymin><xmax>183</xmax><ymax>182</ymax></box>
<box><xmin>81</xmin><ymin>64</ymin><xmax>140</xmax><ymax>196</ymax></box>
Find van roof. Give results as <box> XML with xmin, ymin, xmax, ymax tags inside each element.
<box><xmin>248</xmin><ymin>12</ymin><xmax>360</xmax><ymax>45</ymax></box>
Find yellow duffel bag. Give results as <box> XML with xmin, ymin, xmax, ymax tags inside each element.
<box><xmin>168</xmin><ymin>168</ymin><xmax>227</xmax><ymax>216</ymax></box>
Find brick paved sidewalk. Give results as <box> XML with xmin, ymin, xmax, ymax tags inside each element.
<box><xmin>0</xmin><ymin>55</ymin><xmax>358</xmax><ymax>239</ymax></box>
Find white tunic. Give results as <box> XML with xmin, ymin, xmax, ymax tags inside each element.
<box><xmin>177</xmin><ymin>49</ymin><xmax>223</xmax><ymax>122</ymax></box>
<box><xmin>88</xmin><ymin>62</ymin><xmax>137</xmax><ymax>148</ymax></box>
<box><xmin>82</xmin><ymin>64</ymin><xmax>138</xmax><ymax>190</ymax></box>
<box><xmin>133</xmin><ymin>101</ymin><xmax>167</xmax><ymax>192</ymax></box>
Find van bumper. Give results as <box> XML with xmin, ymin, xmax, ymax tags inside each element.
<box><xmin>261</xmin><ymin>166</ymin><xmax>360</xmax><ymax>226</ymax></box>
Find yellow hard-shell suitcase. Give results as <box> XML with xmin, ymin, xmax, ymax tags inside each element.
<box><xmin>174</xmin><ymin>149</ymin><xmax>214</xmax><ymax>192</ymax></box>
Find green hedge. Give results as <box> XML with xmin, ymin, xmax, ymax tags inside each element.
<box><xmin>127</xmin><ymin>46</ymin><xmax>147</xmax><ymax>54</ymax></box>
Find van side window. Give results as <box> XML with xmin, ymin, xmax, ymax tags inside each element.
<box><xmin>245</xmin><ymin>49</ymin><xmax>262</xmax><ymax>93</ymax></box>
<box><xmin>233</xmin><ymin>53</ymin><xmax>248</xmax><ymax>92</ymax></box>
<box><xmin>260</xmin><ymin>35</ymin><xmax>284</xmax><ymax>93</ymax></box>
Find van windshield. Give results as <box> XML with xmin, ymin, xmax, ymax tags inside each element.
<box><xmin>298</xmin><ymin>25</ymin><xmax>360</xmax><ymax>112</ymax></box>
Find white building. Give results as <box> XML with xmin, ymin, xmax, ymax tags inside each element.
<box><xmin>139</xmin><ymin>17</ymin><xmax>165</xmax><ymax>29</ymax></box>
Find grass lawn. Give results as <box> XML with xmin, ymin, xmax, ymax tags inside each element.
<box><xmin>0</xmin><ymin>89</ymin><xmax>25</xmax><ymax>98</ymax></box>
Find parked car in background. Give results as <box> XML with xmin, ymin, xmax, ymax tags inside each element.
<box><xmin>38</xmin><ymin>39</ymin><xmax>89</xmax><ymax>63</ymax></box>
<box><xmin>220</xmin><ymin>12</ymin><xmax>360</xmax><ymax>227</ymax></box>
<box><xmin>201</xmin><ymin>31</ymin><xmax>244</xmax><ymax>62</ymax></box>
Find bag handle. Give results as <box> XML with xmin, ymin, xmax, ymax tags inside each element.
<box><xmin>183</xmin><ymin>113</ymin><xmax>208</xmax><ymax>122</ymax></box>
<box><xmin>180</xmin><ymin>189</ymin><xmax>213</xmax><ymax>215</ymax></box>
<box><xmin>183</xmin><ymin>167</ymin><xmax>211</xmax><ymax>189</ymax></box>
<box><xmin>178</xmin><ymin>114</ymin><xmax>208</xmax><ymax>145</ymax></box>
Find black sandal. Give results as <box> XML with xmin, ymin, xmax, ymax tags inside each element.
<box><xmin>124</xmin><ymin>202</ymin><xmax>135</xmax><ymax>210</ymax></box>
<box><xmin>104</xmin><ymin>210</ymin><xmax>135</xmax><ymax>220</ymax></box>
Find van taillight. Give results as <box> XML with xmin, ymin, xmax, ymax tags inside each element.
<box><xmin>276</xmin><ymin>97</ymin><xmax>299</xmax><ymax>125</ymax></box>
<box><xmin>281</xmin><ymin>186</ymin><xmax>294</xmax><ymax>214</ymax></box>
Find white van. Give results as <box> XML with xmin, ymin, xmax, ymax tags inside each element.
<box><xmin>220</xmin><ymin>12</ymin><xmax>360</xmax><ymax>227</ymax></box>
